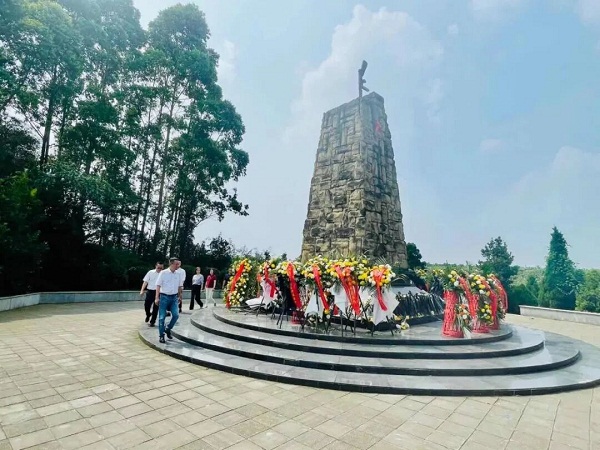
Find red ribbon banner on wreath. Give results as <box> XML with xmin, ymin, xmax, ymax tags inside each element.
<box><xmin>265</xmin><ymin>278</ymin><xmax>277</xmax><ymax>298</ymax></box>
<box><xmin>262</xmin><ymin>266</ymin><xmax>277</xmax><ymax>298</ymax></box>
<box><xmin>490</xmin><ymin>275</ymin><xmax>508</xmax><ymax>311</ymax></box>
<box><xmin>458</xmin><ymin>277</ymin><xmax>477</xmax><ymax>316</ymax></box>
<box><xmin>371</xmin><ymin>269</ymin><xmax>387</xmax><ymax>311</ymax></box>
<box><xmin>226</xmin><ymin>261</ymin><xmax>246</xmax><ymax>309</ymax></box>
<box><xmin>442</xmin><ymin>290</ymin><xmax>462</xmax><ymax>337</ymax></box>
<box><xmin>286</xmin><ymin>263</ymin><xmax>303</xmax><ymax>309</ymax></box>
<box><xmin>312</xmin><ymin>265</ymin><xmax>329</xmax><ymax>311</ymax></box>
<box><xmin>334</xmin><ymin>266</ymin><xmax>361</xmax><ymax>315</ymax></box>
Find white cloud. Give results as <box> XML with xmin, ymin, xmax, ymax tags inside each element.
<box><xmin>471</xmin><ymin>0</ymin><xmax>526</xmax><ymax>21</ymax></box>
<box><xmin>479</xmin><ymin>138</ymin><xmax>503</xmax><ymax>154</ymax></box>
<box><xmin>447</xmin><ymin>23</ymin><xmax>460</xmax><ymax>35</ymax></box>
<box><xmin>485</xmin><ymin>146</ymin><xmax>600</xmax><ymax>267</ymax></box>
<box><xmin>576</xmin><ymin>0</ymin><xmax>600</xmax><ymax>24</ymax></box>
<box><xmin>284</xmin><ymin>4</ymin><xmax>443</xmax><ymax>145</ymax></box>
<box><xmin>214</xmin><ymin>39</ymin><xmax>237</xmax><ymax>85</ymax></box>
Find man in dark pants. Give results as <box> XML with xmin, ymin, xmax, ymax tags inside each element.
<box><xmin>140</xmin><ymin>262</ymin><xmax>163</xmax><ymax>326</ymax></box>
<box><xmin>155</xmin><ymin>257</ymin><xmax>183</xmax><ymax>343</ymax></box>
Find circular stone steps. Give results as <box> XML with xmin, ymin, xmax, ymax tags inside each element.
<box><xmin>212</xmin><ymin>310</ymin><xmax>512</xmax><ymax>345</ymax></box>
<box><xmin>174</xmin><ymin>319</ymin><xmax>579</xmax><ymax>376</ymax></box>
<box><xmin>139</xmin><ymin>309</ymin><xmax>600</xmax><ymax>396</ymax></box>
<box><xmin>190</xmin><ymin>312</ymin><xmax>545</xmax><ymax>359</ymax></box>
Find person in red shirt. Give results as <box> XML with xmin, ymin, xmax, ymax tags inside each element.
<box><xmin>205</xmin><ymin>269</ymin><xmax>218</xmax><ymax>307</ymax></box>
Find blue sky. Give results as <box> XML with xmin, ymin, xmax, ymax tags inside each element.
<box><xmin>134</xmin><ymin>0</ymin><xmax>600</xmax><ymax>268</ymax></box>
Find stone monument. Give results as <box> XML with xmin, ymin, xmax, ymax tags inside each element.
<box><xmin>301</xmin><ymin>65</ymin><xmax>408</xmax><ymax>267</ymax></box>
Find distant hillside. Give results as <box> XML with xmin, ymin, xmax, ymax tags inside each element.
<box><xmin>512</xmin><ymin>267</ymin><xmax>544</xmax><ymax>285</ymax></box>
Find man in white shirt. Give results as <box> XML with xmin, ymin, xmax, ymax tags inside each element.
<box><xmin>175</xmin><ymin>260</ymin><xmax>186</xmax><ymax>313</ymax></box>
<box><xmin>140</xmin><ymin>262</ymin><xmax>163</xmax><ymax>326</ymax></box>
<box><xmin>155</xmin><ymin>257</ymin><xmax>184</xmax><ymax>343</ymax></box>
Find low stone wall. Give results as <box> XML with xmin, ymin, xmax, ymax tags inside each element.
<box><xmin>520</xmin><ymin>305</ymin><xmax>600</xmax><ymax>326</ymax></box>
<box><xmin>0</xmin><ymin>293</ymin><xmax>41</xmax><ymax>312</ymax></box>
<box><xmin>0</xmin><ymin>289</ymin><xmax>224</xmax><ymax>312</ymax></box>
<box><xmin>40</xmin><ymin>291</ymin><xmax>142</xmax><ymax>304</ymax></box>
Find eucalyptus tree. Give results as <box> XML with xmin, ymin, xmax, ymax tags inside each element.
<box><xmin>56</xmin><ymin>0</ymin><xmax>145</xmax><ymax>246</ymax></box>
<box><xmin>10</xmin><ymin>1</ymin><xmax>84</xmax><ymax>166</ymax></box>
<box><xmin>141</xmin><ymin>4</ymin><xmax>248</xmax><ymax>257</ymax></box>
<box><xmin>0</xmin><ymin>0</ymin><xmax>250</xmax><ymax>293</ymax></box>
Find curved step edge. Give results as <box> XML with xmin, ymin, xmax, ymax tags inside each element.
<box><xmin>212</xmin><ymin>310</ymin><xmax>513</xmax><ymax>346</ymax></box>
<box><xmin>190</xmin><ymin>315</ymin><xmax>545</xmax><ymax>360</ymax></box>
<box><xmin>138</xmin><ymin>329</ymin><xmax>600</xmax><ymax>397</ymax></box>
<box><xmin>173</xmin><ymin>325</ymin><xmax>580</xmax><ymax>376</ymax></box>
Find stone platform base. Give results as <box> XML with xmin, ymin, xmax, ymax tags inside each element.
<box><xmin>139</xmin><ymin>308</ymin><xmax>600</xmax><ymax>396</ymax></box>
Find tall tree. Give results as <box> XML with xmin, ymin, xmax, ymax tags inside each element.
<box><xmin>576</xmin><ymin>269</ymin><xmax>600</xmax><ymax>313</ymax></box>
<box><xmin>13</xmin><ymin>0</ymin><xmax>84</xmax><ymax>166</ymax></box>
<box><xmin>406</xmin><ymin>242</ymin><xmax>426</xmax><ymax>270</ymax></box>
<box><xmin>141</xmin><ymin>4</ymin><xmax>248</xmax><ymax>257</ymax></box>
<box><xmin>478</xmin><ymin>237</ymin><xmax>518</xmax><ymax>287</ymax></box>
<box><xmin>0</xmin><ymin>0</ymin><xmax>249</xmax><ymax>294</ymax></box>
<box><xmin>539</xmin><ymin>227</ymin><xmax>580</xmax><ymax>310</ymax></box>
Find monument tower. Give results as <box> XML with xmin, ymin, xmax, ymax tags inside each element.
<box><xmin>301</xmin><ymin>62</ymin><xmax>408</xmax><ymax>267</ymax></box>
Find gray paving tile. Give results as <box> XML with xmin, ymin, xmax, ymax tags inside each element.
<box><xmin>0</xmin><ymin>302</ymin><xmax>598</xmax><ymax>450</ymax></box>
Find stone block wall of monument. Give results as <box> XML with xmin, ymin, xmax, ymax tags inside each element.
<box><xmin>301</xmin><ymin>92</ymin><xmax>408</xmax><ymax>268</ymax></box>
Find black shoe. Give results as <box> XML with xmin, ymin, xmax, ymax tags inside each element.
<box><xmin>166</xmin><ymin>312</ymin><xmax>171</xmax><ymax>317</ymax></box>
<box><xmin>165</xmin><ymin>328</ymin><xmax>173</xmax><ymax>339</ymax></box>
<box><xmin>149</xmin><ymin>323</ymin><xmax>155</xmax><ymax>327</ymax></box>
<box><xmin>179</xmin><ymin>308</ymin><xmax>182</xmax><ymax>313</ymax></box>
<box><xmin>159</xmin><ymin>336</ymin><xmax>165</xmax><ymax>343</ymax></box>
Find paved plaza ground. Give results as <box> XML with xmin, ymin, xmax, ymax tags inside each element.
<box><xmin>0</xmin><ymin>303</ymin><xmax>598</xmax><ymax>450</ymax></box>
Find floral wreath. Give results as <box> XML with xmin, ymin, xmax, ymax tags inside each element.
<box><xmin>225</xmin><ymin>258</ymin><xmax>252</xmax><ymax>308</ymax></box>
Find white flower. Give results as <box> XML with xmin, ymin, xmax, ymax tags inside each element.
<box><xmin>453</xmin><ymin>281</ymin><xmax>459</xmax><ymax>287</ymax></box>
<box><xmin>462</xmin><ymin>314</ymin><xmax>468</xmax><ymax>320</ymax></box>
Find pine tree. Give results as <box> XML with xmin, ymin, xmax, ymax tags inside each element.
<box><xmin>406</xmin><ymin>242</ymin><xmax>426</xmax><ymax>270</ymax></box>
<box><xmin>478</xmin><ymin>237</ymin><xmax>518</xmax><ymax>286</ymax></box>
<box><xmin>539</xmin><ymin>227</ymin><xmax>580</xmax><ymax>310</ymax></box>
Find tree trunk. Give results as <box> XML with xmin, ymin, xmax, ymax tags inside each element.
<box><xmin>137</xmin><ymin>96</ymin><xmax>163</xmax><ymax>254</ymax></box>
<box><xmin>57</xmin><ymin>97</ymin><xmax>71</xmax><ymax>158</ymax></box>
<box><xmin>139</xmin><ymin>138</ymin><xmax>160</xmax><ymax>254</ymax></box>
<box><xmin>152</xmin><ymin>92</ymin><xmax>177</xmax><ymax>249</ymax></box>
<box><xmin>40</xmin><ymin>67</ymin><xmax>58</xmax><ymax>167</ymax></box>
<box><xmin>131</xmin><ymin>148</ymin><xmax>147</xmax><ymax>251</ymax></box>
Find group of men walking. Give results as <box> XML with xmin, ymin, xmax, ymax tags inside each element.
<box><xmin>140</xmin><ymin>258</ymin><xmax>218</xmax><ymax>343</ymax></box>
